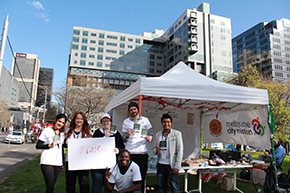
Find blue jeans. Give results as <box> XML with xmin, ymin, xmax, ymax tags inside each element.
<box><xmin>91</xmin><ymin>169</ymin><xmax>106</xmax><ymax>193</ymax></box>
<box><xmin>157</xmin><ymin>163</ymin><xmax>180</xmax><ymax>193</ymax></box>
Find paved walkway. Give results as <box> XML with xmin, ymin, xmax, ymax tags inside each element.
<box><xmin>0</xmin><ymin>135</ymin><xmax>40</xmax><ymax>183</ymax></box>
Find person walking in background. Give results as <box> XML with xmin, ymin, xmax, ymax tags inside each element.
<box><xmin>153</xmin><ymin>113</ymin><xmax>183</xmax><ymax>193</ymax></box>
<box><xmin>122</xmin><ymin>102</ymin><xmax>153</xmax><ymax>193</ymax></box>
<box><xmin>91</xmin><ymin>113</ymin><xmax>125</xmax><ymax>193</ymax></box>
<box><xmin>64</xmin><ymin>111</ymin><xmax>93</xmax><ymax>193</ymax></box>
<box><xmin>36</xmin><ymin>113</ymin><xmax>68</xmax><ymax>193</ymax></box>
<box><xmin>104</xmin><ymin>149</ymin><xmax>142</xmax><ymax>193</ymax></box>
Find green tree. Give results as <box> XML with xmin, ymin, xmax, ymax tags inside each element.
<box><xmin>225</xmin><ymin>66</ymin><xmax>290</xmax><ymax>144</ymax></box>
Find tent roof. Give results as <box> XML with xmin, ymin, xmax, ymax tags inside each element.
<box><xmin>105</xmin><ymin>62</ymin><xmax>269</xmax><ymax>113</ymax></box>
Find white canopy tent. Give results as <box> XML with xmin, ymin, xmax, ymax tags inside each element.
<box><xmin>105</xmin><ymin>62</ymin><xmax>270</xmax><ymax>158</ymax></box>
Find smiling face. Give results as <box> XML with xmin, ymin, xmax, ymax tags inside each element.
<box><xmin>119</xmin><ymin>151</ymin><xmax>130</xmax><ymax>168</ymax></box>
<box><xmin>54</xmin><ymin>118</ymin><xmax>65</xmax><ymax>130</ymax></box>
<box><xmin>101</xmin><ymin>118</ymin><xmax>111</xmax><ymax>130</ymax></box>
<box><xmin>162</xmin><ymin>118</ymin><xmax>172</xmax><ymax>131</ymax></box>
<box><xmin>75</xmin><ymin>114</ymin><xmax>84</xmax><ymax>128</ymax></box>
<box><xmin>129</xmin><ymin>106</ymin><xmax>139</xmax><ymax>118</ymax></box>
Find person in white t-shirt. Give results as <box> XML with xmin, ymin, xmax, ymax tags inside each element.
<box><xmin>104</xmin><ymin>149</ymin><xmax>142</xmax><ymax>193</ymax></box>
<box><xmin>36</xmin><ymin>113</ymin><xmax>67</xmax><ymax>193</ymax></box>
<box><xmin>64</xmin><ymin>111</ymin><xmax>93</xmax><ymax>193</ymax></box>
<box><xmin>122</xmin><ymin>102</ymin><xmax>153</xmax><ymax>193</ymax></box>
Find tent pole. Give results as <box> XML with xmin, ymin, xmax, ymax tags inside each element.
<box><xmin>139</xmin><ymin>95</ymin><xmax>142</xmax><ymax>115</ymax></box>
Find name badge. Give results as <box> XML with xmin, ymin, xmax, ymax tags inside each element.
<box><xmin>133</xmin><ymin>124</ymin><xmax>140</xmax><ymax>131</ymax></box>
<box><xmin>110</xmin><ymin>125</ymin><xmax>116</xmax><ymax>132</ymax></box>
<box><xmin>159</xmin><ymin>141</ymin><xmax>167</xmax><ymax>150</ymax></box>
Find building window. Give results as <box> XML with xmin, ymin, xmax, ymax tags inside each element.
<box><xmin>81</xmin><ymin>45</ymin><xmax>87</xmax><ymax>51</ymax></box>
<box><xmin>82</xmin><ymin>38</ymin><xmax>88</xmax><ymax>43</ymax></box>
<box><xmin>120</xmin><ymin>43</ymin><xmax>125</xmax><ymax>48</ymax></box>
<box><xmin>119</xmin><ymin>50</ymin><xmax>125</xmax><ymax>55</ymax></box>
<box><xmin>80</xmin><ymin>53</ymin><xmax>86</xmax><ymax>58</ymax></box>
<box><xmin>149</xmin><ymin>68</ymin><xmax>154</xmax><ymax>73</ymax></box>
<box><xmin>106</xmin><ymin>49</ymin><xmax>117</xmax><ymax>54</ymax></box>
<box><xmin>90</xmin><ymin>40</ymin><xmax>96</xmax><ymax>44</ymax></box>
<box><xmin>107</xmin><ymin>42</ymin><xmax>117</xmax><ymax>46</ymax></box>
<box><xmin>83</xmin><ymin>31</ymin><xmax>88</xmax><ymax>36</ymax></box>
<box><xmin>136</xmin><ymin>38</ymin><xmax>141</xmax><ymax>44</ymax></box>
<box><xmin>99</xmin><ymin>33</ymin><xmax>105</xmax><ymax>38</ymax></box>
<box><xmin>89</xmin><ymin>54</ymin><xmax>95</xmax><ymax>58</ymax></box>
<box><xmin>88</xmin><ymin>62</ymin><xmax>94</xmax><ymax>66</ymax></box>
<box><xmin>72</xmin><ymin>36</ymin><xmax>79</xmax><ymax>42</ymax></box>
<box><xmin>97</xmin><ymin>54</ymin><xmax>103</xmax><ymax>60</ymax></box>
<box><xmin>97</xmin><ymin>62</ymin><xmax>102</xmax><ymax>67</ymax></box>
<box><xmin>91</xmin><ymin>33</ymin><xmax>97</xmax><ymax>36</ymax></box>
<box><xmin>210</xmin><ymin>19</ymin><xmax>215</xmax><ymax>24</ymax></box>
<box><xmin>134</xmin><ymin>66</ymin><xmax>139</xmax><ymax>72</ymax></box>
<box><xmin>150</xmin><ymin>54</ymin><xmax>155</xmax><ymax>60</ymax></box>
<box><xmin>72</xmin><ymin>44</ymin><xmax>78</xmax><ymax>50</ymax></box>
<box><xmin>150</xmin><ymin>61</ymin><xmax>154</xmax><ymax>66</ymax></box>
<box><xmin>220</xmin><ymin>21</ymin><xmax>225</xmax><ymax>26</ymax></box>
<box><xmin>74</xmin><ymin>60</ymin><xmax>77</xmax><ymax>64</ymax></box>
<box><xmin>221</xmin><ymin>35</ymin><xmax>226</xmax><ymax>41</ymax></box>
<box><xmin>273</xmin><ymin>38</ymin><xmax>280</xmax><ymax>43</ymax></box>
<box><xmin>98</xmin><ymin>47</ymin><xmax>103</xmax><ymax>53</ymax></box>
<box><xmin>90</xmin><ymin>47</ymin><xmax>95</xmax><ymax>51</ymax></box>
<box><xmin>128</xmin><ymin>38</ymin><xmax>133</xmax><ymax>42</ymax></box>
<box><xmin>120</xmin><ymin>36</ymin><xmax>125</xmax><ymax>41</ymax></box>
<box><xmin>73</xmin><ymin>29</ymin><xmax>80</xmax><ymax>35</ymax></box>
<box><xmin>107</xmin><ymin>35</ymin><xmax>118</xmax><ymax>39</ymax></box>
<box><xmin>80</xmin><ymin>60</ymin><xmax>86</xmax><ymax>65</ymax></box>
<box><xmin>128</xmin><ymin>45</ymin><xmax>133</xmax><ymax>49</ymax></box>
<box><xmin>75</xmin><ymin>53</ymin><xmax>78</xmax><ymax>56</ymax></box>
<box><xmin>99</xmin><ymin>40</ymin><xmax>104</xmax><ymax>46</ymax></box>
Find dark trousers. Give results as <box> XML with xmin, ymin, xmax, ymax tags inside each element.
<box><xmin>157</xmin><ymin>164</ymin><xmax>180</xmax><ymax>193</ymax></box>
<box><xmin>130</xmin><ymin>154</ymin><xmax>149</xmax><ymax>193</ymax></box>
<box><xmin>65</xmin><ymin>163</ymin><xmax>90</xmax><ymax>193</ymax></box>
<box><xmin>41</xmin><ymin>164</ymin><xmax>61</xmax><ymax>193</ymax></box>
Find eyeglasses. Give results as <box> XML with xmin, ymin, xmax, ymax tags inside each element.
<box><xmin>102</xmin><ymin>120</ymin><xmax>111</xmax><ymax>123</ymax></box>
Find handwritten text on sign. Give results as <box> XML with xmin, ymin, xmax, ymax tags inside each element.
<box><xmin>68</xmin><ymin>137</ymin><xmax>116</xmax><ymax>171</ymax></box>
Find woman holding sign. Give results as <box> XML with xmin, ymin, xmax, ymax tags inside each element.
<box><xmin>36</xmin><ymin>113</ymin><xmax>67</xmax><ymax>193</ymax></box>
<box><xmin>91</xmin><ymin>113</ymin><xmax>125</xmax><ymax>193</ymax></box>
<box><xmin>65</xmin><ymin>111</ymin><xmax>93</xmax><ymax>193</ymax></box>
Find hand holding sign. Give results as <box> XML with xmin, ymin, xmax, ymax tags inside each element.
<box><xmin>105</xmin><ymin>167</ymin><xmax>112</xmax><ymax>181</ymax></box>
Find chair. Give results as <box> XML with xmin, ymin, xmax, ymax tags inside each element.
<box><xmin>276</xmin><ymin>155</ymin><xmax>285</xmax><ymax>171</ymax></box>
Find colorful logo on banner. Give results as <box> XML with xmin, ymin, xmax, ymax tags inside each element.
<box><xmin>209</xmin><ymin>119</ymin><xmax>223</xmax><ymax>137</ymax></box>
<box><xmin>209</xmin><ymin>117</ymin><xmax>265</xmax><ymax>137</ymax></box>
<box><xmin>252</xmin><ymin>117</ymin><xmax>265</xmax><ymax>137</ymax></box>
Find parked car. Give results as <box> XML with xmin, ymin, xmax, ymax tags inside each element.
<box><xmin>5</xmin><ymin>131</ymin><xmax>25</xmax><ymax>144</ymax></box>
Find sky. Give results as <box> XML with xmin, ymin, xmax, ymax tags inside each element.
<box><xmin>1</xmin><ymin>0</ymin><xmax>290</xmax><ymax>93</ymax></box>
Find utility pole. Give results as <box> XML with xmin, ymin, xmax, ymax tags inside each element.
<box><xmin>0</xmin><ymin>14</ymin><xmax>9</xmax><ymax>78</ymax></box>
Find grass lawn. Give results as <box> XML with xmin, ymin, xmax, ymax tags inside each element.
<box><xmin>0</xmin><ymin>150</ymin><xmax>289</xmax><ymax>193</ymax></box>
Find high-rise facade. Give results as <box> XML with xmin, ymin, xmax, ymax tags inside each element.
<box><xmin>67</xmin><ymin>3</ymin><xmax>233</xmax><ymax>89</ymax></box>
<box><xmin>0</xmin><ymin>65</ymin><xmax>19</xmax><ymax>108</ymax></box>
<box><xmin>232</xmin><ymin>18</ymin><xmax>290</xmax><ymax>83</ymax></box>
<box><xmin>11</xmin><ymin>53</ymin><xmax>40</xmax><ymax>113</ymax></box>
<box><xmin>36</xmin><ymin>67</ymin><xmax>53</xmax><ymax>108</ymax></box>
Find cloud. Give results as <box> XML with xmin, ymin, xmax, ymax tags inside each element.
<box><xmin>28</xmin><ymin>1</ymin><xmax>49</xmax><ymax>22</ymax></box>
<box><xmin>36</xmin><ymin>13</ymin><xmax>49</xmax><ymax>22</ymax></box>
<box><xmin>28</xmin><ymin>1</ymin><xmax>45</xmax><ymax>10</ymax></box>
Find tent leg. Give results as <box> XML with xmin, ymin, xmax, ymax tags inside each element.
<box><xmin>139</xmin><ymin>95</ymin><xmax>142</xmax><ymax>115</ymax></box>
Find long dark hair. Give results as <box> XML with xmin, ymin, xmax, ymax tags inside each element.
<box><xmin>66</xmin><ymin>111</ymin><xmax>92</xmax><ymax>138</ymax></box>
<box><xmin>53</xmin><ymin>113</ymin><xmax>67</xmax><ymax>133</ymax></box>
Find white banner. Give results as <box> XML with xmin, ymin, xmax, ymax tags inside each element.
<box><xmin>203</xmin><ymin>107</ymin><xmax>270</xmax><ymax>150</ymax></box>
<box><xmin>68</xmin><ymin>137</ymin><xmax>116</xmax><ymax>170</ymax></box>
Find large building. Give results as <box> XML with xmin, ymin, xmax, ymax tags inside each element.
<box><xmin>232</xmin><ymin>18</ymin><xmax>290</xmax><ymax>83</ymax></box>
<box><xmin>0</xmin><ymin>65</ymin><xmax>19</xmax><ymax>108</ymax></box>
<box><xmin>36</xmin><ymin>67</ymin><xmax>53</xmax><ymax>108</ymax></box>
<box><xmin>67</xmin><ymin>3</ymin><xmax>233</xmax><ymax>90</ymax></box>
<box><xmin>11</xmin><ymin>53</ymin><xmax>40</xmax><ymax>113</ymax></box>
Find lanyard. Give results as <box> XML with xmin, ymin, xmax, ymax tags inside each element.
<box><xmin>73</xmin><ymin>131</ymin><xmax>81</xmax><ymax>139</ymax></box>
